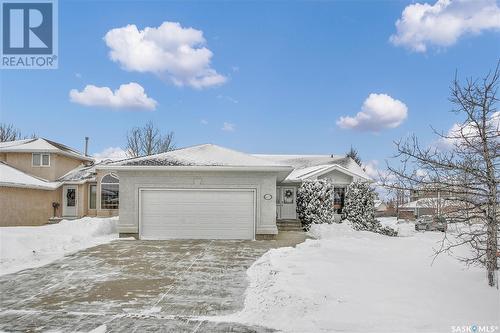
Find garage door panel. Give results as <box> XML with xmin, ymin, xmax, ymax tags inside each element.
<box><xmin>140</xmin><ymin>189</ymin><xmax>255</xmax><ymax>240</ymax></box>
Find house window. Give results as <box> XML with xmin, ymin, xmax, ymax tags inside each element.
<box><xmin>32</xmin><ymin>153</ymin><xmax>50</xmax><ymax>167</ymax></box>
<box><xmin>101</xmin><ymin>174</ymin><xmax>119</xmax><ymax>209</ymax></box>
<box><xmin>333</xmin><ymin>187</ymin><xmax>345</xmax><ymax>213</ymax></box>
<box><xmin>89</xmin><ymin>184</ymin><xmax>97</xmax><ymax>209</ymax></box>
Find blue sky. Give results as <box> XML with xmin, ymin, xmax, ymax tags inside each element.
<box><xmin>1</xmin><ymin>0</ymin><xmax>499</xmax><ymax>173</ymax></box>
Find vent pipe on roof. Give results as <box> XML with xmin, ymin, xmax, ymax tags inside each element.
<box><xmin>84</xmin><ymin>137</ymin><xmax>89</xmax><ymax>156</ymax></box>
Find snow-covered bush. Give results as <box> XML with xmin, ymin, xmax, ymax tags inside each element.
<box><xmin>296</xmin><ymin>180</ymin><xmax>336</xmax><ymax>228</ymax></box>
<box><xmin>344</xmin><ymin>181</ymin><xmax>397</xmax><ymax>237</ymax></box>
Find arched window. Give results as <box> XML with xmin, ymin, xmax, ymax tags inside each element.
<box><xmin>101</xmin><ymin>173</ymin><xmax>119</xmax><ymax>209</ymax></box>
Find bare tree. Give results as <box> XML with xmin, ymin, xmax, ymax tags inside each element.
<box><xmin>383</xmin><ymin>62</ymin><xmax>499</xmax><ymax>287</ymax></box>
<box><xmin>125</xmin><ymin>121</ymin><xmax>176</xmax><ymax>157</ymax></box>
<box><xmin>0</xmin><ymin>123</ymin><xmax>23</xmax><ymax>142</ymax></box>
<box><xmin>346</xmin><ymin>146</ymin><xmax>362</xmax><ymax>166</ymax></box>
<box><xmin>0</xmin><ymin>123</ymin><xmax>36</xmax><ymax>142</ymax></box>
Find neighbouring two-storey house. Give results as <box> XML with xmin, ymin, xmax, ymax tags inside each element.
<box><xmin>0</xmin><ymin>138</ymin><xmax>119</xmax><ymax>226</ymax></box>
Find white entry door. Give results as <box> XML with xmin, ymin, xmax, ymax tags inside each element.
<box><xmin>62</xmin><ymin>185</ymin><xmax>78</xmax><ymax>217</ymax></box>
<box><xmin>278</xmin><ymin>186</ymin><xmax>297</xmax><ymax>219</ymax></box>
<box><xmin>139</xmin><ymin>188</ymin><xmax>256</xmax><ymax>240</ymax></box>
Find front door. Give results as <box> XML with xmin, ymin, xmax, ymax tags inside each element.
<box><xmin>62</xmin><ymin>185</ymin><xmax>78</xmax><ymax>217</ymax></box>
<box><xmin>278</xmin><ymin>186</ymin><xmax>297</xmax><ymax>219</ymax></box>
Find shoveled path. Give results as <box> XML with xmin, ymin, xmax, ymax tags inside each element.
<box><xmin>0</xmin><ymin>232</ymin><xmax>306</xmax><ymax>332</ymax></box>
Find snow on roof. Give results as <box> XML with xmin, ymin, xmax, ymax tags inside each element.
<box><xmin>58</xmin><ymin>164</ymin><xmax>96</xmax><ymax>182</ymax></box>
<box><xmin>58</xmin><ymin>160</ymin><xmax>115</xmax><ymax>182</ymax></box>
<box><xmin>400</xmin><ymin>198</ymin><xmax>450</xmax><ymax>209</ymax></box>
<box><xmin>285</xmin><ymin>165</ymin><xmax>333</xmax><ymax>182</ymax></box>
<box><xmin>0</xmin><ymin>162</ymin><xmax>61</xmax><ymax>190</ymax></box>
<box><xmin>255</xmin><ymin>154</ymin><xmax>372</xmax><ymax>182</ymax></box>
<box><xmin>109</xmin><ymin>144</ymin><xmax>291</xmax><ymax>168</ymax></box>
<box><xmin>0</xmin><ymin>138</ymin><xmax>93</xmax><ymax>162</ymax></box>
<box><xmin>253</xmin><ymin>154</ymin><xmax>344</xmax><ymax>169</ymax></box>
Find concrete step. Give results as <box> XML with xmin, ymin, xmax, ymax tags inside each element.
<box><xmin>278</xmin><ymin>226</ymin><xmax>304</xmax><ymax>231</ymax></box>
<box><xmin>276</xmin><ymin>222</ymin><xmax>302</xmax><ymax>227</ymax></box>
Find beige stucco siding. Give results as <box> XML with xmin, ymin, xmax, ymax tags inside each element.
<box><xmin>0</xmin><ymin>187</ymin><xmax>62</xmax><ymax>226</ymax></box>
<box><xmin>117</xmin><ymin>170</ymin><xmax>278</xmax><ymax>236</ymax></box>
<box><xmin>1</xmin><ymin>152</ymin><xmax>83</xmax><ymax>181</ymax></box>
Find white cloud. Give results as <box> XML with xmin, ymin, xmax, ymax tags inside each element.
<box><xmin>439</xmin><ymin>111</ymin><xmax>499</xmax><ymax>149</ymax></box>
<box><xmin>69</xmin><ymin>82</ymin><xmax>157</xmax><ymax>110</ymax></box>
<box><xmin>222</xmin><ymin>122</ymin><xmax>235</xmax><ymax>132</ymax></box>
<box><xmin>337</xmin><ymin>93</ymin><xmax>408</xmax><ymax>132</ymax></box>
<box><xmin>217</xmin><ymin>94</ymin><xmax>239</xmax><ymax>104</ymax></box>
<box><xmin>93</xmin><ymin>147</ymin><xmax>129</xmax><ymax>161</ymax></box>
<box><xmin>390</xmin><ymin>0</ymin><xmax>500</xmax><ymax>52</ymax></box>
<box><xmin>75</xmin><ymin>73</ymin><xmax>82</xmax><ymax>79</ymax></box>
<box><xmin>200</xmin><ymin>119</ymin><xmax>209</xmax><ymax>125</ymax></box>
<box><xmin>363</xmin><ymin>160</ymin><xmax>381</xmax><ymax>180</ymax></box>
<box><xmin>104</xmin><ymin>22</ymin><xmax>227</xmax><ymax>89</ymax></box>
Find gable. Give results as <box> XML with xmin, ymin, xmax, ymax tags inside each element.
<box><xmin>317</xmin><ymin>169</ymin><xmax>353</xmax><ymax>184</ymax></box>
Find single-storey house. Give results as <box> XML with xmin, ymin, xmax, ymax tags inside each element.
<box><xmin>1</xmin><ymin>139</ymin><xmax>372</xmax><ymax>239</ymax></box>
<box><xmin>0</xmin><ymin>138</ymin><xmax>118</xmax><ymax>226</ymax></box>
<box><xmin>99</xmin><ymin>144</ymin><xmax>372</xmax><ymax>240</ymax></box>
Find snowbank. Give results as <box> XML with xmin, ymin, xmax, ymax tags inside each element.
<box><xmin>210</xmin><ymin>223</ymin><xmax>499</xmax><ymax>333</ymax></box>
<box><xmin>377</xmin><ymin>217</ymin><xmax>416</xmax><ymax>237</ymax></box>
<box><xmin>0</xmin><ymin>217</ymin><xmax>118</xmax><ymax>276</ymax></box>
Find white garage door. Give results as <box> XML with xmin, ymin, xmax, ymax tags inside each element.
<box><xmin>139</xmin><ymin>188</ymin><xmax>256</xmax><ymax>240</ymax></box>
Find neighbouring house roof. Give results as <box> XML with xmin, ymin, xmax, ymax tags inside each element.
<box><xmin>400</xmin><ymin>198</ymin><xmax>451</xmax><ymax>210</ymax></box>
<box><xmin>254</xmin><ymin>154</ymin><xmax>372</xmax><ymax>183</ymax></box>
<box><xmin>374</xmin><ymin>200</ymin><xmax>387</xmax><ymax>211</ymax></box>
<box><xmin>57</xmin><ymin>159</ymin><xmax>115</xmax><ymax>183</ymax></box>
<box><xmin>0</xmin><ymin>138</ymin><xmax>93</xmax><ymax>162</ymax></box>
<box><xmin>104</xmin><ymin>144</ymin><xmax>292</xmax><ymax>169</ymax></box>
<box><xmin>0</xmin><ymin>161</ymin><xmax>61</xmax><ymax>190</ymax></box>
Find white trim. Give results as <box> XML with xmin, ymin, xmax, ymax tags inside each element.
<box><xmin>97</xmin><ymin>165</ymin><xmax>293</xmax><ymax>172</ymax></box>
<box><xmin>138</xmin><ymin>187</ymin><xmax>257</xmax><ymax>240</ymax></box>
<box><xmin>62</xmin><ymin>178</ymin><xmax>95</xmax><ymax>185</ymax></box>
<box><xmin>32</xmin><ymin>152</ymin><xmax>51</xmax><ymax>167</ymax></box>
<box><xmin>100</xmin><ymin>173</ymin><xmax>119</xmax><ymax>210</ymax></box>
<box><xmin>300</xmin><ymin>164</ymin><xmax>372</xmax><ymax>182</ymax></box>
<box><xmin>62</xmin><ymin>185</ymin><xmax>78</xmax><ymax>217</ymax></box>
<box><xmin>0</xmin><ymin>182</ymin><xmax>61</xmax><ymax>190</ymax></box>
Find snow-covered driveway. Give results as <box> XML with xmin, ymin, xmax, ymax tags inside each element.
<box><xmin>0</xmin><ymin>233</ymin><xmax>305</xmax><ymax>332</ymax></box>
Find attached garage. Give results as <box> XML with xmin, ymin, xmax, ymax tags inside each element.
<box><xmin>139</xmin><ymin>188</ymin><xmax>256</xmax><ymax>240</ymax></box>
<box><xmin>100</xmin><ymin>144</ymin><xmax>293</xmax><ymax>240</ymax></box>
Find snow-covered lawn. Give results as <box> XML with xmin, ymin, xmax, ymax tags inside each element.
<box><xmin>0</xmin><ymin>217</ymin><xmax>118</xmax><ymax>276</ymax></box>
<box><xmin>210</xmin><ymin>222</ymin><xmax>500</xmax><ymax>333</ymax></box>
<box><xmin>377</xmin><ymin>216</ymin><xmax>416</xmax><ymax>237</ymax></box>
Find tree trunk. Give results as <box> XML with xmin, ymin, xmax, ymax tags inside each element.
<box><xmin>486</xmin><ymin>187</ymin><xmax>498</xmax><ymax>287</ymax></box>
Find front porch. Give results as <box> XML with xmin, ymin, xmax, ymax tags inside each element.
<box><xmin>276</xmin><ymin>184</ymin><xmax>347</xmax><ymax>222</ymax></box>
<box><xmin>276</xmin><ymin>219</ymin><xmax>303</xmax><ymax>232</ymax></box>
